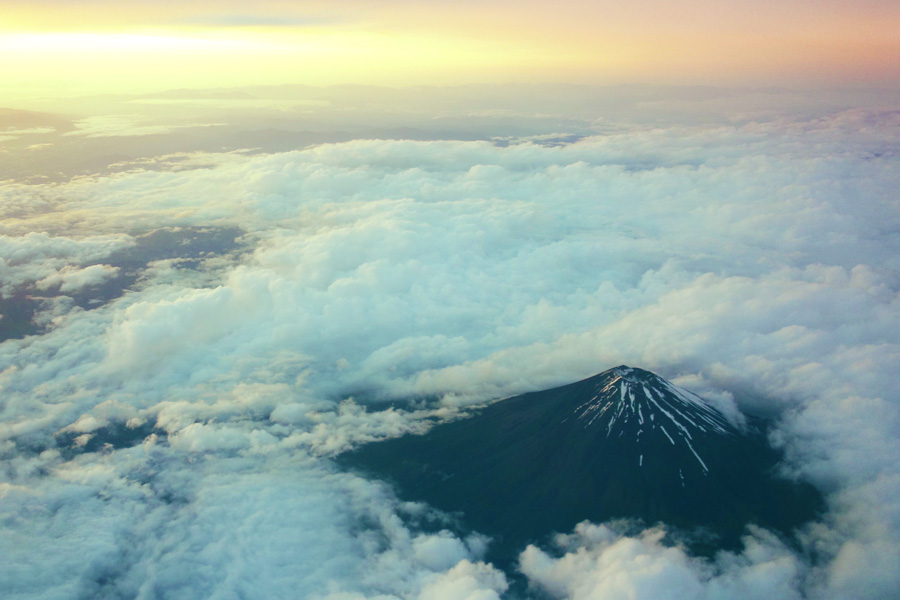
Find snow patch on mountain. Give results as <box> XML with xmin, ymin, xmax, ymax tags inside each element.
<box><xmin>572</xmin><ymin>366</ymin><xmax>735</xmax><ymax>473</ymax></box>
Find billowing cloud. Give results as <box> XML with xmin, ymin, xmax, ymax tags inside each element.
<box><xmin>0</xmin><ymin>232</ymin><xmax>133</xmax><ymax>294</ymax></box>
<box><xmin>1</xmin><ymin>106</ymin><xmax>899</xmax><ymax>598</ymax></box>
<box><xmin>519</xmin><ymin>522</ymin><xmax>806</xmax><ymax>600</ymax></box>
<box><xmin>416</xmin><ymin>560</ymin><xmax>508</xmax><ymax>600</ymax></box>
<box><xmin>36</xmin><ymin>263</ymin><xmax>120</xmax><ymax>292</ymax></box>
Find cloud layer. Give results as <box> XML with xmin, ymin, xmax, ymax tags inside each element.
<box><xmin>1</xmin><ymin>107</ymin><xmax>899</xmax><ymax>598</ymax></box>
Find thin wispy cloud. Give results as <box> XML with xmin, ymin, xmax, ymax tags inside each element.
<box><xmin>177</xmin><ymin>13</ymin><xmax>347</xmax><ymax>28</ymax></box>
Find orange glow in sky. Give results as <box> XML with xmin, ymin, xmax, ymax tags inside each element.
<box><xmin>1</xmin><ymin>0</ymin><xmax>898</xmax><ymax>101</ymax></box>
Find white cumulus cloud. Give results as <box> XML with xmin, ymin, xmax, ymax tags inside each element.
<box><xmin>0</xmin><ymin>105</ymin><xmax>898</xmax><ymax>598</ymax></box>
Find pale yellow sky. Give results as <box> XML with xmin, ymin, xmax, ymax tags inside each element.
<box><xmin>2</xmin><ymin>0</ymin><xmax>898</xmax><ymax>102</ymax></box>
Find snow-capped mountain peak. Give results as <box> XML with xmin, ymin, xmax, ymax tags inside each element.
<box><xmin>340</xmin><ymin>365</ymin><xmax>823</xmax><ymax>569</ymax></box>
<box><xmin>569</xmin><ymin>366</ymin><xmax>733</xmax><ymax>473</ymax></box>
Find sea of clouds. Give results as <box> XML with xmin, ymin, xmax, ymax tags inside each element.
<box><xmin>1</xmin><ymin>107</ymin><xmax>899</xmax><ymax>599</ymax></box>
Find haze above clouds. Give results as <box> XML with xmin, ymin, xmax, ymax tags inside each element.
<box><xmin>1</xmin><ymin>92</ymin><xmax>899</xmax><ymax>599</ymax></box>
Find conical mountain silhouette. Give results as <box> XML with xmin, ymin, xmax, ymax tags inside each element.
<box><xmin>339</xmin><ymin>366</ymin><xmax>822</xmax><ymax>566</ymax></box>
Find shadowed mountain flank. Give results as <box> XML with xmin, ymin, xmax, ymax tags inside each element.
<box><xmin>339</xmin><ymin>366</ymin><xmax>823</xmax><ymax>567</ymax></box>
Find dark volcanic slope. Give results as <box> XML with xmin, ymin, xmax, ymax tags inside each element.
<box><xmin>339</xmin><ymin>366</ymin><xmax>822</xmax><ymax>565</ymax></box>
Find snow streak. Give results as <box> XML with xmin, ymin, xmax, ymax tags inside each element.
<box><xmin>572</xmin><ymin>368</ymin><xmax>732</xmax><ymax>475</ymax></box>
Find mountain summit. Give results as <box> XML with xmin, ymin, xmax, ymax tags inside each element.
<box><xmin>339</xmin><ymin>366</ymin><xmax>822</xmax><ymax>565</ymax></box>
<box><xmin>565</xmin><ymin>365</ymin><xmax>736</xmax><ymax>475</ymax></box>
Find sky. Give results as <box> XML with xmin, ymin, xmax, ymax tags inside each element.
<box><xmin>2</xmin><ymin>2</ymin><xmax>900</xmax><ymax>600</ymax></box>
<box><xmin>2</xmin><ymin>0</ymin><xmax>900</xmax><ymax>101</ymax></box>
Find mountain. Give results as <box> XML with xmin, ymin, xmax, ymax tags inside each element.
<box><xmin>338</xmin><ymin>366</ymin><xmax>823</xmax><ymax>566</ymax></box>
